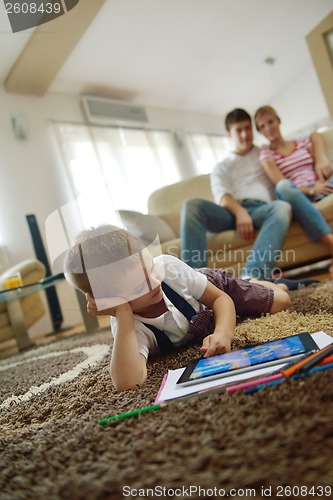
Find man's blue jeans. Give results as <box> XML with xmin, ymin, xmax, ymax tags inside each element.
<box><xmin>275</xmin><ymin>179</ymin><xmax>332</xmax><ymax>240</ymax></box>
<box><xmin>180</xmin><ymin>198</ymin><xmax>291</xmax><ymax>280</ymax></box>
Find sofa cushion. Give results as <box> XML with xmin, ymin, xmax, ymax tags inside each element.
<box><xmin>119</xmin><ymin>210</ymin><xmax>177</xmax><ymax>245</ymax></box>
<box><xmin>321</xmin><ymin>127</ymin><xmax>333</xmax><ymax>163</ymax></box>
<box><xmin>148</xmin><ymin>173</ymin><xmax>213</xmax><ymax>218</ymax></box>
<box><xmin>0</xmin><ymin>259</ymin><xmax>46</xmax><ymax>287</ymax></box>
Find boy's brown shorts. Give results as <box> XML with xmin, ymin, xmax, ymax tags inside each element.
<box><xmin>197</xmin><ymin>268</ymin><xmax>274</xmax><ymax>318</ymax></box>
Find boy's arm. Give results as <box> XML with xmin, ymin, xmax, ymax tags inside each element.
<box><xmin>86</xmin><ymin>294</ymin><xmax>147</xmax><ymax>391</ymax></box>
<box><xmin>198</xmin><ymin>281</ymin><xmax>236</xmax><ymax>357</ymax></box>
<box><xmin>110</xmin><ymin>303</ymin><xmax>147</xmax><ymax>391</ymax></box>
<box><xmin>310</xmin><ymin>132</ymin><xmax>333</xmax><ymax>181</ymax></box>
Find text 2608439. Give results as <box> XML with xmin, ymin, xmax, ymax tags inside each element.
<box><xmin>5</xmin><ymin>2</ymin><xmax>62</xmax><ymax>15</ymax></box>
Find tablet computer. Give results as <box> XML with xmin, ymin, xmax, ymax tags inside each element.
<box><xmin>176</xmin><ymin>332</ymin><xmax>318</xmax><ymax>386</ymax></box>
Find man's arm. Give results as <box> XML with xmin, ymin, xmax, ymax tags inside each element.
<box><xmin>220</xmin><ymin>193</ymin><xmax>255</xmax><ymax>241</ymax></box>
<box><xmin>260</xmin><ymin>159</ymin><xmax>285</xmax><ymax>185</ymax></box>
<box><xmin>310</xmin><ymin>132</ymin><xmax>333</xmax><ymax>181</ymax></box>
<box><xmin>211</xmin><ymin>161</ymin><xmax>257</xmax><ymax>241</ymax></box>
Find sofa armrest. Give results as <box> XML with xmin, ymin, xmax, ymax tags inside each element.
<box><xmin>0</xmin><ymin>259</ymin><xmax>46</xmax><ymax>288</ymax></box>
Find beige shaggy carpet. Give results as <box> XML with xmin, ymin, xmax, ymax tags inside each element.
<box><xmin>1</xmin><ymin>280</ymin><xmax>333</xmax><ymax>500</ymax></box>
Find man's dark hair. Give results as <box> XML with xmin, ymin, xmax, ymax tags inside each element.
<box><xmin>225</xmin><ymin>108</ymin><xmax>252</xmax><ymax>132</ymax></box>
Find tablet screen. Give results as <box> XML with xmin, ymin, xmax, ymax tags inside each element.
<box><xmin>177</xmin><ymin>332</ymin><xmax>318</xmax><ymax>386</ymax></box>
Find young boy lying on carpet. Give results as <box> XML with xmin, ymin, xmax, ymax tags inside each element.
<box><xmin>64</xmin><ymin>224</ymin><xmax>292</xmax><ymax>392</ymax></box>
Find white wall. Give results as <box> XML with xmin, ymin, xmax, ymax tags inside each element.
<box><xmin>0</xmin><ymin>89</ymin><xmax>228</xmax><ymax>260</ymax></box>
<box><xmin>265</xmin><ymin>64</ymin><xmax>332</xmax><ymax>138</ymax></box>
<box><xmin>251</xmin><ymin>61</ymin><xmax>332</xmax><ymax>144</ymax></box>
<box><xmin>0</xmin><ymin>89</ymin><xmax>227</xmax><ymax>335</ymax></box>
<box><xmin>0</xmin><ymin>91</ymin><xmax>85</xmax><ymax>335</ymax></box>
<box><xmin>0</xmin><ymin>74</ymin><xmax>330</xmax><ymax>335</ymax></box>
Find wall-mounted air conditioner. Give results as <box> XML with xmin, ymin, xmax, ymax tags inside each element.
<box><xmin>81</xmin><ymin>95</ymin><xmax>148</xmax><ymax>125</ymax></box>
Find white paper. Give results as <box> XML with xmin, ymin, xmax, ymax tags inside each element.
<box><xmin>155</xmin><ymin>331</ymin><xmax>333</xmax><ymax>403</ymax></box>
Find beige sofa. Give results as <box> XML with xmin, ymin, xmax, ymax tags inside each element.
<box><xmin>146</xmin><ymin>127</ymin><xmax>333</xmax><ymax>274</ymax></box>
<box><xmin>0</xmin><ymin>259</ymin><xmax>46</xmax><ymax>345</ymax></box>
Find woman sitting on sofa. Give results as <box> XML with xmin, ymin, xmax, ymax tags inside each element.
<box><xmin>254</xmin><ymin>105</ymin><xmax>333</xmax><ymax>276</ymax></box>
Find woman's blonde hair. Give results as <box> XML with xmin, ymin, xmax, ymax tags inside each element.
<box><xmin>254</xmin><ymin>105</ymin><xmax>280</xmax><ymax>131</ymax></box>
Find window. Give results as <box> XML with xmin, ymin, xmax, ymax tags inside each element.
<box><xmin>187</xmin><ymin>133</ymin><xmax>231</xmax><ymax>174</ymax></box>
<box><xmin>53</xmin><ymin>123</ymin><xmax>181</xmax><ymax>227</ymax></box>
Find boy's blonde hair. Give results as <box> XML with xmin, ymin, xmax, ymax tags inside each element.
<box><xmin>254</xmin><ymin>105</ymin><xmax>281</xmax><ymax>131</ymax></box>
<box><xmin>64</xmin><ymin>224</ymin><xmax>145</xmax><ymax>296</ymax></box>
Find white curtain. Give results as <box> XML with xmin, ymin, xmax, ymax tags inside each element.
<box><xmin>53</xmin><ymin>123</ymin><xmax>181</xmax><ymax>228</ymax></box>
<box><xmin>187</xmin><ymin>133</ymin><xmax>231</xmax><ymax>174</ymax></box>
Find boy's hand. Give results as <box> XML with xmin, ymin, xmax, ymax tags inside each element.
<box><xmin>86</xmin><ymin>293</ymin><xmax>129</xmax><ymax>317</ymax></box>
<box><xmin>200</xmin><ymin>332</ymin><xmax>232</xmax><ymax>357</ymax></box>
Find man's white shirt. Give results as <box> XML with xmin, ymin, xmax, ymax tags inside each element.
<box><xmin>210</xmin><ymin>146</ymin><xmax>275</xmax><ymax>204</ymax></box>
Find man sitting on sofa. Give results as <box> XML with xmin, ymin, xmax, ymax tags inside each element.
<box><xmin>181</xmin><ymin>108</ymin><xmax>331</xmax><ymax>282</ymax></box>
<box><xmin>180</xmin><ymin>108</ymin><xmax>293</xmax><ymax>281</ymax></box>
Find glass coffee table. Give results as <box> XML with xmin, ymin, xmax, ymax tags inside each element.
<box><xmin>0</xmin><ymin>274</ymin><xmax>99</xmax><ymax>350</ymax></box>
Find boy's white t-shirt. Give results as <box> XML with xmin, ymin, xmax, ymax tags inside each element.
<box><xmin>110</xmin><ymin>254</ymin><xmax>207</xmax><ymax>358</ymax></box>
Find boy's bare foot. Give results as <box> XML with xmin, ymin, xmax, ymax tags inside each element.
<box><xmin>250</xmin><ymin>277</ymin><xmax>320</xmax><ymax>291</ymax></box>
<box><xmin>249</xmin><ymin>277</ymin><xmax>289</xmax><ymax>292</ymax></box>
<box><xmin>276</xmin><ymin>282</ymin><xmax>288</xmax><ymax>292</ymax></box>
